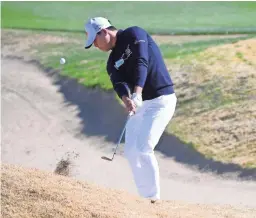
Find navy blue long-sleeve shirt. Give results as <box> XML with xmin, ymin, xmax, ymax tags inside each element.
<box><xmin>107</xmin><ymin>26</ymin><xmax>174</xmax><ymax>101</ymax></box>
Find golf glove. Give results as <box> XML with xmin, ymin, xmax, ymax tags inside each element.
<box><xmin>131</xmin><ymin>93</ymin><xmax>143</xmax><ymax>108</ymax></box>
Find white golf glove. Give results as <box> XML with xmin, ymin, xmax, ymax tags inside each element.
<box><xmin>131</xmin><ymin>93</ymin><xmax>143</xmax><ymax>108</ymax></box>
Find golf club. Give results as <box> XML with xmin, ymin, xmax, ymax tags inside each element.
<box><xmin>101</xmin><ymin>112</ymin><xmax>133</xmax><ymax>161</ymax></box>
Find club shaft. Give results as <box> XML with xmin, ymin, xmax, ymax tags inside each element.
<box><xmin>112</xmin><ymin>114</ymin><xmax>132</xmax><ymax>157</ymax></box>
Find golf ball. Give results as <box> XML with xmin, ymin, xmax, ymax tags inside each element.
<box><xmin>60</xmin><ymin>58</ymin><xmax>66</xmax><ymax>64</ymax></box>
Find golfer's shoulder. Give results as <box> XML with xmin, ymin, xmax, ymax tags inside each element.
<box><xmin>124</xmin><ymin>26</ymin><xmax>147</xmax><ymax>33</ymax></box>
<box><xmin>123</xmin><ymin>26</ymin><xmax>148</xmax><ymax>39</ymax></box>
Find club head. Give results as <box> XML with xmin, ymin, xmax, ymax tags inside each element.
<box><xmin>101</xmin><ymin>156</ymin><xmax>113</xmax><ymax>161</ymax></box>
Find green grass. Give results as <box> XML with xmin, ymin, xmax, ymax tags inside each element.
<box><xmin>32</xmin><ymin>37</ymin><xmax>113</xmax><ymax>90</ymax></box>
<box><xmin>2</xmin><ymin>2</ymin><xmax>256</xmax><ymax>34</ymax></box>
<box><xmin>30</xmin><ymin>33</ymin><xmax>254</xmax><ymax>92</ymax></box>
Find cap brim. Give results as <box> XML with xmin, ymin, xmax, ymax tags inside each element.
<box><xmin>85</xmin><ymin>43</ymin><xmax>93</xmax><ymax>49</ymax></box>
<box><xmin>85</xmin><ymin>31</ymin><xmax>96</xmax><ymax>49</ymax></box>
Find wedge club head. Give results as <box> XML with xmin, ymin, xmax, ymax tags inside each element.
<box><xmin>101</xmin><ymin>156</ymin><xmax>114</xmax><ymax>161</ymax></box>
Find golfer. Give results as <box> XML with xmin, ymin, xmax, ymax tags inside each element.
<box><xmin>84</xmin><ymin>17</ymin><xmax>177</xmax><ymax>203</ymax></box>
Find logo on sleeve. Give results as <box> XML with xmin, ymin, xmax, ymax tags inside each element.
<box><xmin>134</xmin><ymin>39</ymin><xmax>145</xmax><ymax>44</ymax></box>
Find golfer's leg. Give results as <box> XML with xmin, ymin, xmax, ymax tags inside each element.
<box><xmin>135</xmin><ymin>94</ymin><xmax>177</xmax><ymax>199</ymax></box>
<box><xmin>124</xmin><ymin>109</ymin><xmax>143</xmax><ymax>157</ymax></box>
<box><xmin>124</xmin><ymin>107</ymin><xmax>146</xmax><ymax>195</ymax></box>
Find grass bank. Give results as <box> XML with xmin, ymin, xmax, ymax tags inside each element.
<box><xmin>165</xmin><ymin>38</ymin><xmax>256</xmax><ymax>168</ymax></box>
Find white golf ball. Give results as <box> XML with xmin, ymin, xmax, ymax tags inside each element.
<box><xmin>60</xmin><ymin>58</ymin><xmax>66</xmax><ymax>64</ymax></box>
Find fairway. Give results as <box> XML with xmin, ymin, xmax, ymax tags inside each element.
<box><xmin>2</xmin><ymin>1</ymin><xmax>256</xmax><ymax>34</ymax></box>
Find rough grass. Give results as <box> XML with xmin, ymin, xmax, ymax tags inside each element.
<box><xmin>167</xmin><ymin>38</ymin><xmax>256</xmax><ymax>167</ymax></box>
<box><xmin>1</xmin><ymin>29</ymin><xmax>255</xmax><ymax>168</ymax></box>
<box><xmin>2</xmin><ymin>164</ymin><xmax>255</xmax><ymax>218</ymax></box>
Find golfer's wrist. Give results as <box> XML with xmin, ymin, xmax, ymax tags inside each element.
<box><xmin>122</xmin><ymin>95</ymin><xmax>131</xmax><ymax>104</ymax></box>
<box><xmin>131</xmin><ymin>93</ymin><xmax>143</xmax><ymax>108</ymax></box>
<box><xmin>134</xmin><ymin>86</ymin><xmax>143</xmax><ymax>95</ymax></box>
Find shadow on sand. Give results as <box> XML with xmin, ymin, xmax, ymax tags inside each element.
<box><xmin>5</xmin><ymin>56</ymin><xmax>256</xmax><ymax>181</ymax></box>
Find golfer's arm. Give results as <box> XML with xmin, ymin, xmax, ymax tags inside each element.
<box><xmin>107</xmin><ymin>69</ymin><xmax>131</xmax><ymax>100</ymax></box>
<box><xmin>130</xmin><ymin>29</ymin><xmax>149</xmax><ymax>94</ymax></box>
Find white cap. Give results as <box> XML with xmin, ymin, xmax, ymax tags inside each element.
<box><xmin>84</xmin><ymin>17</ymin><xmax>112</xmax><ymax>49</ymax></box>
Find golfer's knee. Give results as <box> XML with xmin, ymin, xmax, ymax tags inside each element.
<box><xmin>124</xmin><ymin>139</ymin><xmax>155</xmax><ymax>159</ymax></box>
<box><xmin>137</xmin><ymin>140</ymin><xmax>155</xmax><ymax>154</ymax></box>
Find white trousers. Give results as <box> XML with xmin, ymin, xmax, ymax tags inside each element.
<box><xmin>124</xmin><ymin>93</ymin><xmax>177</xmax><ymax>200</ymax></box>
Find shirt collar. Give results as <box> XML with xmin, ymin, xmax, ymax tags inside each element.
<box><xmin>113</xmin><ymin>29</ymin><xmax>123</xmax><ymax>49</ymax></box>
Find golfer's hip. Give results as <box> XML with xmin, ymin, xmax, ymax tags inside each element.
<box><xmin>144</xmin><ymin>93</ymin><xmax>177</xmax><ymax>108</ymax></box>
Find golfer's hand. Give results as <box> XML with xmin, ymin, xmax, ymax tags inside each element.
<box><xmin>131</xmin><ymin>93</ymin><xmax>143</xmax><ymax>108</ymax></box>
<box><xmin>122</xmin><ymin>96</ymin><xmax>136</xmax><ymax>114</ymax></box>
